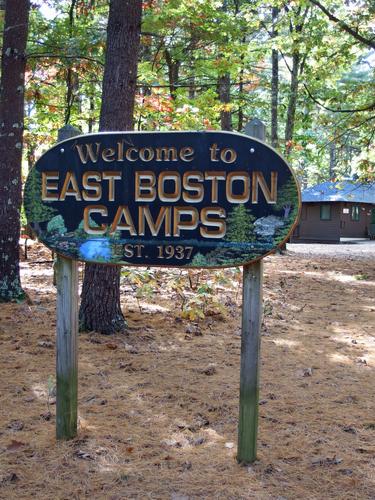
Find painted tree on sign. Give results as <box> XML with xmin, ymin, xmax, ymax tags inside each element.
<box><xmin>226</xmin><ymin>205</ymin><xmax>256</xmax><ymax>243</ymax></box>
<box><xmin>24</xmin><ymin>168</ymin><xmax>57</xmax><ymax>225</ymax></box>
<box><xmin>274</xmin><ymin>179</ymin><xmax>299</xmax><ymax>219</ymax></box>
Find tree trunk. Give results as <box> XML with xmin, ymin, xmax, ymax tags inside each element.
<box><xmin>218</xmin><ymin>73</ymin><xmax>232</xmax><ymax>131</ymax></box>
<box><xmin>165</xmin><ymin>48</ymin><xmax>180</xmax><ymax>100</ymax></box>
<box><xmin>0</xmin><ymin>0</ymin><xmax>29</xmax><ymax>302</ymax></box>
<box><xmin>238</xmin><ymin>67</ymin><xmax>244</xmax><ymax>132</ymax></box>
<box><xmin>284</xmin><ymin>51</ymin><xmax>300</xmax><ymax>156</ymax></box>
<box><xmin>329</xmin><ymin>139</ymin><xmax>336</xmax><ymax>179</ymax></box>
<box><xmin>271</xmin><ymin>7</ymin><xmax>279</xmax><ymax>148</ymax></box>
<box><xmin>79</xmin><ymin>0</ymin><xmax>142</xmax><ymax>334</ymax></box>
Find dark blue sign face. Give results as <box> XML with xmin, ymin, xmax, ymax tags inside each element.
<box><xmin>24</xmin><ymin>131</ymin><xmax>300</xmax><ymax>268</ymax></box>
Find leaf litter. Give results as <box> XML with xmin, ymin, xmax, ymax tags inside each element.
<box><xmin>0</xmin><ymin>242</ymin><xmax>374</xmax><ymax>498</ymax></box>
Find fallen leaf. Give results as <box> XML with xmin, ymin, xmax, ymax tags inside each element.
<box><xmin>7</xmin><ymin>420</ymin><xmax>24</xmax><ymax>431</ymax></box>
<box><xmin>6</xmin><ymin>440</ymin><xmax>26</xmax><ymax>451</ymax></box>
<box><xmin>74</xmin><ymin>450</ymin><xmax>93</xmax><ymax>460</ymax></box>
<box><xmin>311</xmin><ymin>456</ymin><xmax>342</xmax><ymax>466</ymax></box>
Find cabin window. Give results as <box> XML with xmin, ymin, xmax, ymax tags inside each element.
<box><xmin>320</xmin><ymin>204</ymin><xmax>331</xmax><ymax>220</ymax></box>
<box><xmin>351</xmin><ymin>205</ymin><xmax>360</xmax><ymax>221</ymax></box>
<box><xmin>371</xmin><ymin>209</ymin><xmax>375</xmax><ymax>224</ymax></box>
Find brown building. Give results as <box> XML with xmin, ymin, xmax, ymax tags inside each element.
<box><xmin>292</xmin><ymin>181</ymin><xmax>375</xmax><ymax>243</ymax></box>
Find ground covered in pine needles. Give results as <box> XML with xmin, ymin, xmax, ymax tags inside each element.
<box><xmin>0</xmin><ymin>242</ymin><xmax>374</xmax><ymax>499</ymax></box>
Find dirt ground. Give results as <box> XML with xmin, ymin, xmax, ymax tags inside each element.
<box><xmin>0</xmin><ymin>241</ymin><xmax>374</xmax><ymax>500</ymax></box>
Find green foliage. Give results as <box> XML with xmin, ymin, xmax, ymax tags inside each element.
<box><xmin>24</xmin><ymin>168</ymin><xmax>57</xmax><ymax>223</ymax></box>
<box><xmin>47</xmin><ymin>215</ymin><xmax>67</xmax><ymax>235</ymax></box>
<box><xmin>181</xmin><ymin>281</ymin><xmax>226</xmax><ymax>321</ymax></box>
<box><xmin>121</xmin><ymin>269</ymin><xmax>157</xmax><ymax>312</ymax></box>
<box><xmin>191</xmin><ymin>252</ymin><xmax>209</xmax><ymax>267</ymax></box>
<box><xmin>22</xmin><ymin>0</ymin><xmax>375</xmax><ymax>200</ymax></box>
<box><xmin>274</xmin><ymin>179</ymin><xmax>299</xmax><ymax>219</ymax></box>
<box><xmin>226</xmin><ymin>205</ymin><xmax>256</xmax><ymax>242</ymax></box>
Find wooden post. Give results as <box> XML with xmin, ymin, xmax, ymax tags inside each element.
<box><xmin>56</xmin><ymin>257</ymin><xmax>79</xmax><ymax>439</ymax></box>
<box><xmin>55</xmin><ymin>125</ymin><xmax>80</xmax><ymax>440</ymax></box>
<box><xmin>237</xmin><ymin>119</ymin><xmax>265</xmax><ymax>463</ymax></box>
<box><xmin>237</xmin><ymin>261</ymin><xmax>263</xmax><ymax>463</ymax></box>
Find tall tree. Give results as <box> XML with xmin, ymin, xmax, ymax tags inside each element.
<box><xmin>270</xmin><ymin>6</ymin><xmax>279</xmax><ymax>148</ymax></box>
<box><xmin>0</xmin><ymin>0</ymin><xmax>30</xmax><ymax>301</ymax></box>
<box><xmin>79</xmin><ymin>0</ymin><xmax>142</xmax><ymax>334</ymax></box>
<box><xmin>284</xmin><ymin>4</ymin><xmax>310</xmax><ymax>156</ymax></box>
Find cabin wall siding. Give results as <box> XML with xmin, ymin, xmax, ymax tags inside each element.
<box><xmin>340</xmin><ymin>202</ymin><xmax>372</xmax><ymax>238</ymax></box>
<box><xmin>295</xmin><ymin>203</ymin><xmax>341</xmax><ymax>242</ymax></box>
<box><xmin>293</xmin><ymin>202</ymin><xmax>375</xmax><ymax>242</ymax></box>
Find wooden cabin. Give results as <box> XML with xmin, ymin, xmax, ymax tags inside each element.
<box><xmin>292</xmin><ymin>181</ymin><xmax>375</xmax><ymax>243</ymax></box>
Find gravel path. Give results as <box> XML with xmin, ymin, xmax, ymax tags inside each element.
<box><xmin>286</xmin><ymin>239</ymin><xmax>375</xmax><ymax>260</ymax></box>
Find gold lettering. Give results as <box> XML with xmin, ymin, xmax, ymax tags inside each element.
<box><xmin>82</xmin><ymin>171</ymin><xmax>102</xmax><ymax>201</ymax></box>
<box><xmin>110</xmin><ymin>206</ymin><xmax>137</xmax><ymax>235</ymax></box>
<box><xmin>209</xmin><ymin>143</ymin><xmax>220</xmax><ymax>161</ymax></box>
<box><xmin>102</xmin><ymin>171</ymin><xmax>122</xmax><ymax>201</ymax></box>
<box><xmin>138</xmin><ymin>206</ymin><xmax>171</xmax><ymax>237</ymax></box>
<box><xmin>252</xmin><ymin>171</ymin><xmax>278</xmax><ymax>204</ymax></box>
<box><xmin>139</xmin><ymin>147</ymin><xmax>155</xmax><ymax>162</ymax></box>
<box><xmin>75</xmin><ymin>143</ymin><xmax>100</xmax><ymax>164</ymax></box>
<box><xmin>135</xmin><ymin>171</ymin><xmax>156</xmax><ymax>202</ymax></box>
<box><xmin>180</xmin><ymin>146</ymin><xmax>194</xmax><ymax>162</ymax></box>
<box><xmin>83</xmin><ymin>205</ymin><xmax>107</xmax><ymax>234</ymax></box>
<box><xmin>125</xmin><ymin>147</ymin><xmax>138</xmax><ymax>162</ymax></box>
<box><xmin>221</xmin><ymin>147</ymin><xmax>237</xmax><ymax>163</ymax></box>
<box><xmin>42</xmin><ymin>171</ymin><xmax>59</xmax><ymax>201</ymax></box>
<box><xmin>200</xmin><ymin>207</ymin><xmax>226</xmax><ymax>238</ymax></box>
<box><xmin>182</xmin><ymin>171</ymin><xmax>204</xmax><ymax>203</ymax></box>
<box><xmin>173</xmin><ymin>207</ymin><xmax>199</xmax><ymax>236</ymax></box>
<box><xmin>155</xmin><ymin>146</ymin><xmax>177</xmax><ymax>162</ymax></box>
<box><xmin>158</xmin><ymin>171</ymin><xmax>181</xmax><ymax>202</ymax></box>
<box><xmin>226</xmin><ymin>172</ymin><xmax>250</xmax><ymax>203</ymax></box>
<box><xmin>102</xmin><ymin>147</ymin><xmax>116</xmax><ymax>162</ymax></box>
<box><xmin>205</xmin><ymin>171</ymin><xmax>226</xmax><ymax>203</ymax></box>
<box><xmin>117</xmin><ymin>141</ymin><xmax>124</xmax><ymax>161</ymax></box>
<box><xmin>124</xmin><ymin>244</ymin><xmax>134</xmax><ymax>258</ymax></box>
<box><xmin>59</xmin><ymin>172</ymin><xmax>82</xmax><ymax>201</ymax></box>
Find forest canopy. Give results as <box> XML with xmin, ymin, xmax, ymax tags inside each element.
<box><xmin>4</xmin><ymin>0</ymin><xmax>375</xmax><ymax>183</ymax></box>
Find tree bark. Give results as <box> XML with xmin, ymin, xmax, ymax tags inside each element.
<box><xmin>165</xmin><ymin>48</ymin><xmax>180</xmax><ymax>100</ymax></box>
<box><xmin>271</xmin><ymin>7</ymin><xmax>279</xmax><ymax>149</ymax></box>
<box><xmin>284</xmin><ymin>51</ymin><xmax>300</xmax><ymax>156</ymax></box>
<box><xmin>0</xmin><ymin>0</ymin><xmax>30</xmax><ymax>302</ymax></box>
<box><xmin>329</xmin><ymin>139</ymin><xmax>336</xmax><ymax>179</ymax></box>
<box><xmin>79</xmin><ymin>0</ymin><xmax>142</xmax><ymax>334</ymax></box>
<box><xmin>218</xmin><ymin>73</ymin><xmax>232</xmax><ymax>131</ymax></box>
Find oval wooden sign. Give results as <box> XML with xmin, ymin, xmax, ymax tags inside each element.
<box><xmin>24</xmin><ymin>131</ymin><xmax>300</xmax><ymax>268</ymax></box>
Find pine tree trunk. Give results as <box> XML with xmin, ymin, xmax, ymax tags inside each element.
<box><xmin>329</xmin><ymin>140</ymin><xmax>336</xmax><ymax>179</ymax></box>
<box><xmin>0</xmin><ymin>0</ymin><xmax>29</xmax><ymax>302</ymax></box>
<box><xmin>284</xmin><ymin>51</ymin><xmax>300</xmax><ymax>156</ymax></box>
<box><xmin>218</xmin><ymin>73</ymin><xmax>232</xmax><ymax>131</ymax></box>
<box><xmin>165</xmin><ymin>49</ymin><xmax>180</xmax><ymax>100</ymax></box>
<box><xmin>271</xmin><ymin>7</ymin><xmax>279</xmax><ymax>149</ymax></box>
<box><xmin>79</xmin><ymin>0</ymin><xmax>142</xmax><ymax>334</ymax></box>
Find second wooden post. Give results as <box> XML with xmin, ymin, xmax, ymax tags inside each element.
<box><xmin>237</xmin><ymin>260</ymin><xmax>263</xmax><ymax>463</ymax></box>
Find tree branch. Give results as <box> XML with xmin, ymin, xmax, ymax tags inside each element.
<box><xmin>26</xmin><ymin>53</ymin><xmax>104</xmax><ymax>66</ymax></box>
<box><xmin>309</xmin><ymin>0</ymin><xmax>375</xmax><ymax>49</ymax></box>
<box><xmin>303</xmin><ymin>83</ymin><xmax>375</xmax><ymax>113</ymax></box>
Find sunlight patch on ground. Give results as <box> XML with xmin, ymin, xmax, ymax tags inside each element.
<box><xmin>291</xmin><ymin>269</ymin><xmax>375</xmax><ymax>286</ymax></box>
<box><xmin>329</xmin><ymin>353</ymin><xmax>353</xmax><ymax>365</ymax></box>
<box><xmin>20</xmin><ymin>265</ymin><xmax>54</xmax><ymax>277</ymax></box>
<box><xmin>272</xmin><ymin>338</ymin><xmax>300</xmax><ymax>348</ymax></box>
<box><xmin>137</xmin><ymin>303</ymin><xmax>170</xmax><ymax>313</ymax></box>
<box><xmin>203</xmin><ymin>427</ymin><xmax>225</xmax><ymax>444</ymax></box>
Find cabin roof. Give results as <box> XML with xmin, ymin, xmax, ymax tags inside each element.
<box><xmin>302</xmin><ymin>181</ymin><xmax>375</xmax><ymax>204</ymax></box>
